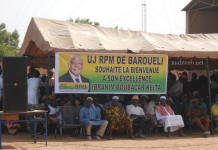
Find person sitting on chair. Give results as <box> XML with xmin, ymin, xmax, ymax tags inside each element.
<box><xmin>155</xmin><ymin>96</ymin><xmax>186</xmax><ymax>138</ymax></box>
<box><xmin>187</xmin><ymin>99</ymin><xmax>210</xmax><ymax>134</ymax></box>
<box><xmin>148</xmin><ymin>95</ymin><xmax>160</xmax><ymax>125</ymax></box>
<box><xmin>91</xmin><ymin>97</ymin><xmax>105</xmax><ymax>119</ymax></box>
<box><xmin>105</xmin><ymin>96</ymin><xmax>135</xmax><ymax>140</ymax></box>
<box><xmin>126</xmin><ymin>95</ymin><xmax>154</xmax><ymax>138</ymax></box>
<box><xmin>198</xmin><ymin>97</ymin><xmax>207</xmax><ymax>114</ymax></box>
<box><xmin>212</xmin><ymin>97</ymin><xmax>218</xmax><ymax>132</ymax></box>
<box><xmin>79</xmin><ymin>97</ymin><xmax>108</xmax><ymax>140</ymax></box>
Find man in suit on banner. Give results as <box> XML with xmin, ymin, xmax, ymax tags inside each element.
<box><xmin>59</xmin><ymin>54</ymin><xmax>90</xmax><ymax>86</ymax></box>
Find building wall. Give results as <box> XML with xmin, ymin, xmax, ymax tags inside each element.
<box><xmin>186</xmin><ymin>10</ymin><xmax>218</xmax><ymax>34</ymax></box>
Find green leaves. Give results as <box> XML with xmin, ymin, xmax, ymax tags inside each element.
<box><xmin>0</xmin><ymin>44</ymin><xmax>18</xmax><ymax>61</ymax></box>
<box><xmin>67</xmin><ymin>17</ymin><xmax>100</xmax><ymax>26</ymax></box>
<box><xmin>0</xmin><ymin>23</ymin><xmax>20</xmax><ymax>61</ymax></box>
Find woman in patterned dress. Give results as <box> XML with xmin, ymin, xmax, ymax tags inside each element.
<box><xmin>105</xmin><ymin>96</ymin><xmax>135</xmax><ymax>140</ymax></box>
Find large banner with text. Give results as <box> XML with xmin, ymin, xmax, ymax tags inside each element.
<box><xmin>55</xmin><ymin>53</ymin><xmax>168</xmax><ymax>94</ymax></box>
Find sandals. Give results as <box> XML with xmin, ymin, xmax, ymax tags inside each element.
<box><xmin>202</xmin><ymin>131</ymin><xmax>210</xmax><ymax>137</ymax></box>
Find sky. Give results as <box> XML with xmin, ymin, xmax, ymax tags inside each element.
<box><xmin>0</xmin><ymin>0</ymin><xmax>191</xmax><ymax>47</ymax></box>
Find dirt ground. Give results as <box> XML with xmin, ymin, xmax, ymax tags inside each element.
<box><xmin>1</xmin><ymin>130</ymin><xmax>218</xmax><ymax>150</ymax></box>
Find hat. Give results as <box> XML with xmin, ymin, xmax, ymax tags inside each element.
<box><xmin>112</xmin><ymin>96</ymin><xmax>119</xmax><ymax>100</ymax></box>
<box><xmin>131</xmin><ymin>95</ymin><xmax>139</xmax><ymax>101</ymax></box>
<box><xmin>160</xmin><ymin>96</ymin><xmax>166</xmax><ymax>100</ymax></box>
<box><xmin>192</xmin><ymin>99</ymin><xmax>199</xmax><ymax>102</ymax></box>
<box><xmin>193</xmin><ymin>91</ymin><xmax>199</xmax><ymax>97</ymax></box>
<box><xmin>86</xmin><ymin>97</ymin><xmax>93</xmax><ymax>101</ymax></box>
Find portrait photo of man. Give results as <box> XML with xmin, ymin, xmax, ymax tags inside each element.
<box><xmin>59</xmin><ymin>54</ymin><xmax>90</xmax><ymax>84</ymax></box>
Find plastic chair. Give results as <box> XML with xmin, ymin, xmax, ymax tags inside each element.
<box><xmin>55</xmin><ymin>106</ymin><xmax>82</xmax><ymax>139</ymax></box>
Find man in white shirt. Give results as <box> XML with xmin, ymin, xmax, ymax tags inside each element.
<box><xmin>126</xmin><ymin>95</ymin><xmax>154</xmax><ymax>138</ymax></box>
<box><xmin>28</xmin><ymin>71</ymin><xmax>41</xmax><ymax>105</ymax></box>
<box><xmin>148</xmin><ymin>95</ymin><xmax>160</xmax><ymax>117</ymax></box>
<box><xmin>155</xmin><ymin>96</ymin><xmax>186</xmax><ymax>138</ymax></box>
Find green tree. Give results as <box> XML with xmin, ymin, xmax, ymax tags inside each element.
<box><xmin>0</xmin><ymin>23</ymin><xmax>7</xmax><ymax>44</ymax></box>
<box><xmin>67</xmin><ymin>17</ymin><xmax>100</xmax><ymax>26</ymax></box>
<box><xmin>0</xmin><ymin>23</ymin><xmax>19</xmax><ymax>61</ymax></box>
<box><xmin>114</xmin><ymin>26</ymin><xmax>124</xmax><ymax>29</ymax></box>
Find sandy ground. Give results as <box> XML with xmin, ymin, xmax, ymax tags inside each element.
<box><xmin>2</xmin><ymin>130</ymin><xmax>218</xmax><ymax>150</ymax></box>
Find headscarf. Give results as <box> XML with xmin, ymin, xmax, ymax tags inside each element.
<box><xmin>193</xmin><ymin>91</ymin><xmax>199</xmax><ymax>97</ymax></box>
<box><xmin>155</xmin><ymin>104</ymin><xmax>174</xmax><ymax>116</ymax></box>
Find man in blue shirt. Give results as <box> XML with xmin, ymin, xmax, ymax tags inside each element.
<box><xmin>80</xmin><ymin>97</ymin><xmax>108</xmax><ymax>140</ymax></box>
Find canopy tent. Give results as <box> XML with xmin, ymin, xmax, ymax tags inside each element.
<box><xmin>18</xmin><ymin>17</ymin><xmax>218</xmax><ymax>70</ymax></box>
<box><xmin>18</xmin><ymin>17</ymin><xmax>217</xmax><ymax>134</ymax></box>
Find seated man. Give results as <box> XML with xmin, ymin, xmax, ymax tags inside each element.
<box><xmin>187</xmin><ymin>99</ymin><xmax>210</xmax><ymax>133</ymax></box>
<box><xmin>148</xmin><ymin>95</ymin><xmax>160</xmax><ymax>126</ymax></box>
<box><xmin>64</xmin><ymin>94</ymin><xmax>78</xmax><ymax>117</ymax></box>
<box><xmin>155</xmin><ymin>96</ymin><xmax>186</xmax><ymax>138</ymax></box>
<box><xmin>126</xmin><ymin>95</ymin><xmax>154</xmax><ymax>138</ymax></box>
<box><xmin>105</xmin><ymin>96</ymin><xmax>135</xmax><ymax>140</ymax></box>
<box><xmin>79</xmin><ymin>97</ymin><xmax>108</xmax><ymax>140</ymax></box>
<box><xmin>91</xmin><ymin>97</ymin><xmax>105</xmax><ymax>119</ymax></box>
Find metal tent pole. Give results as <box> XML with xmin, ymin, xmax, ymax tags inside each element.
<box><xmin>206</xmin><ymin>57</ymin><xmax>213</xmax><ymax>134</ymax></box>
<box><xmin>46</xmin><ymin>52</ymin><xmax>51</xmax><ymax>106</ymax></box>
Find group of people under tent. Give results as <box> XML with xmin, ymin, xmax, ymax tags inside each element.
<box><xmin>5</xmin><ymin>65</ymin><xmax>217</xmax><ymax>138</ymax></box>
<box><xmin>78</xmin><ymin>94</ymin><xmax>214</xmax><ymax>140</ymax></box>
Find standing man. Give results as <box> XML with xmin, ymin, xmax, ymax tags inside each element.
<box><xmin>155</xmin><ymin>96</ymin><xmax>186</xmax><ymax>138</ymax></box>
<box><xmin>59</xmin><ymin>54</ymin><xmax>90</xmax><ymax>84</ymax></box>
<box><xmin>79</xmin><ymin>97</ymin><xmax>108</xmax><ymax>140</ymax></box>
<box><xmin>126</xmin><ymin>95</ymin><xmax>154</xmax><ymax>138</ymax></box>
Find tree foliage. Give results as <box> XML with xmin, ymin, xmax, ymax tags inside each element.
<box><xmin>67</xmin><ymin>17</ymin><xmax>124</xmax><ymax>30</ymax></box>
<box><xmin>67</xmin><ymin>17</ymin><xmax>100</xmax><ymax>26</ymax></box>
<box><xmin>0</xmin><ymin>23</ymin><xmax>19</xmax><ymax>61</ymax></box>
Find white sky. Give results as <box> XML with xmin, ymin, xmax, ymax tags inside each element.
<box><xmin>0</xmin><ymin>0</ymin><xmax>191</xmax><ymax>47</ymax></box>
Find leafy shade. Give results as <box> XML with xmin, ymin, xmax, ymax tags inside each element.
<box><xmin>0</xmin><ymin>44</ymin><xmax>18</xmax><ymax>61</ymax></box>
<box><xmin>0</xmin><ymin>23</ymin><xmax>19</xmax><ymax>61</ymax></box>
<box><xmin>67</xmin><ymin>17</ymin><xmax>100</xmax><ymax>26</ymax></box>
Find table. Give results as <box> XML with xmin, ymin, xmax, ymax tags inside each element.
<box><xmin>0</xmin><ymin>110</ymin><xmax>48</xmax><ymax>149</ymax></box>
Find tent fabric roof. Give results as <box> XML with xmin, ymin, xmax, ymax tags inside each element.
<box><xmin>182</xmin><ymin>0</ymin><xmax>218</xmax><ymax>11</ymax></box>
<box><xmin>18</xmin><ymin>17</ymin><xmax>218</xmax><ymax>69</ymax></box>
